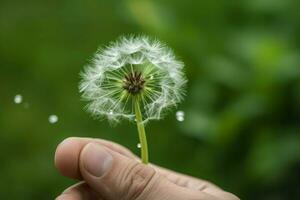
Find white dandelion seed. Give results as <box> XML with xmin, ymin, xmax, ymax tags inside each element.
<box><xmin>48</xmin><ymin>114</ymin><xmax>58</xmax><ymax>124</ymax></box>
<box><xmin>176</xmin><ymin>110</ymin><xmax>185</xmax><ymax>122</ymax></box>
<box><xmin>14</xmin><ymin>94</ymin><xmax>23</xmax><ymax>104</ymax></box>
<box><xmin>79</xmin><ymin>35</ymin><xmax>186</xmax><ymax>124</ymax></box>
<box><xmin>137</xmin><ymin>143</ymin><xmax>142</xmax><ymax>148</ymax></box>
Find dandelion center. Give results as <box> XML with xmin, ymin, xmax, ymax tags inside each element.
<box><xmin>123</xmin><ymin>71</ymin><xmax>145</xmax><ymax>95</ymax></box>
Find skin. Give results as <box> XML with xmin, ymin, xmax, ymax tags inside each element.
<box><xmin>55</xmin><ymin>137</ymin><xmax>240</xmax><ymax>200</ymax></box>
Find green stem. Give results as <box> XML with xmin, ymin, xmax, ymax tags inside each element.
<box><xmin>134</xmin><ymin>97</ymin><xmax>149</xmax><ymax>164</ymax></box>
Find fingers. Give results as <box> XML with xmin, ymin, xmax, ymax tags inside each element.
<box><xmin>78</xmin><ymin>142</ymin><xmax>216</xmax><ymax>200</ymax></box>
<box><xmin>56</xmin><ymin>183</ymin><xmax>239</xmax><ymax>200</ymax></box>
<box><xmin>56</xmin><ymin>182</ymin><xmax>101</xmax><ymax>200</ymax></box>
<box><xmin>55</xmin><ymin>137</ymin><xmax>239</xmax><ymax>200</ymax></box>
<box><xmin>55</xmin><ymin>137</ymin><xmax>135</xmax><ymax>179</ymax></box>
<box><xmin>154</xmin><ymin>165</ymin><xmax>219</xmax><ymax>190</ymax></box>
<box><xmin>56</xmin><ymin>182</ymin><xmax>238</xmax><ymax>200</ymax></box>
<box><xmin>55</xmin><ymin>137</ymin><xmax>217</xmax><ymax>189</ymax></box>
<box><xmin>203</xmin><ymin>187</ymin><xmax>240</xmax><ymax>200</ymax></box>
<box><xmin>79</xmin><ymin>143</ymin><xmax>158</xmax><ymax>199</ymax></box>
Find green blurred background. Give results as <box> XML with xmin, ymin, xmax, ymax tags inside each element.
<box><xmin>1</xmin><ymin>0</ymin><xmax>300</xmax><ymax>199</ymax></box>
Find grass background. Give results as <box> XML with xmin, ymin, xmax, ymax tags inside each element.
<box><xmin>1</xmin><ymin>0</ymin><xmax>300</xmax><ymax>199</ymax></box>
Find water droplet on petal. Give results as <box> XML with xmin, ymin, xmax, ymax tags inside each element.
<box><xmin>137</xmin><ymin>143</ymin><xmax>141</xmax><ymax>148</ymax></box>
<box><xmin>48</xmin><ymin>115</ymin><xmax>58</xmax><ymax>124</ymax></box>
<box><xmin>14</xmin><ymin>94</ymin><xmax>23</xmax><ymax>104</ymax></box>
<box><xmin>176</xmin><ymin>110</ymin><xmax>185</xmax><ymax>122</ymax></box>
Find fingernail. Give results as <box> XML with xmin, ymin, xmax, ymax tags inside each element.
<box><xmin>82</xmin><ymin>143</ymin><xmax>113</xmax><ymax>177</ymax></box>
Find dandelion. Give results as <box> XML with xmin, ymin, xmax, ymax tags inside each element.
<box><xmin>79</xmin><ymin>35</ymin><xmax>186</xmax><ymax>164</ymax></box>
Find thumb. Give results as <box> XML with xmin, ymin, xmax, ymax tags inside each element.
<box><xmin>79</xmin><ymin>143</ymin><xmax>203</xmax><ymax>200</ymax></box>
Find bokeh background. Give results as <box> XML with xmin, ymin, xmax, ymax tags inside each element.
<box><xmin>1</xmin><ymin>0</ymin><xmax>300</xmax><ymax>199</ymax></box>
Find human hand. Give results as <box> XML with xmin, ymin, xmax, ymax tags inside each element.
<box><xmin>55</xmin><ymin>137</ymin><xmax>239</xmax><ymax>200</ymax></box>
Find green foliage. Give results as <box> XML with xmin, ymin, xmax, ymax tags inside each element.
<box><xmin>1</xmin><ymin>0</ymin><xmax>300</xmax><ymax>199</ymax></box>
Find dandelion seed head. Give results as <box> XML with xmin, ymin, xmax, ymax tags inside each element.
<box><xmin>79</xmin><ymin>35</ymin><xmax>186</xmax><ymax>124</ymax></box>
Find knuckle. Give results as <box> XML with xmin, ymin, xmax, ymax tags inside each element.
<box><xmin>123</xmin><ymin>163</ymin><xmax>157</xmax><ymax>200</ymax></box>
